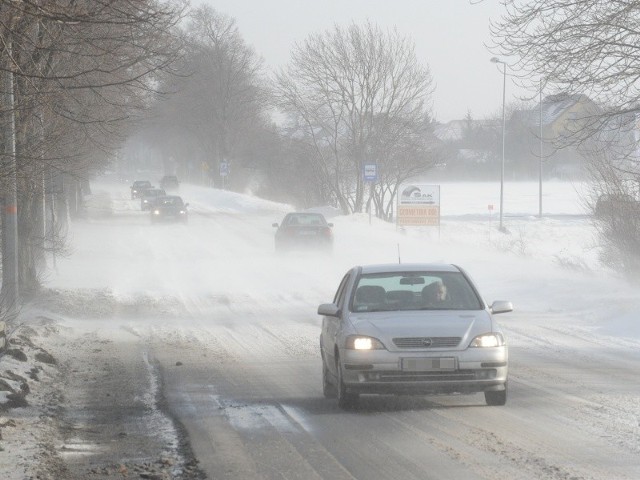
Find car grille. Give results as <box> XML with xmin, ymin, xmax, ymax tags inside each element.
<box><xmin>392</xmin><ymin>337</ymin><xmax>461</xmax><ymax>348</ymax></box>
<box><xmin>375</xmin><ymin>370</ymin><xmax>478</xmax><ymax>382</ymax></box>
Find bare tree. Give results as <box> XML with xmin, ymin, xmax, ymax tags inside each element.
<box><xmin>368</xmin><ymin>115</ymin><xmax>443</xmax><ymax>221</ymax></box>
<box><xmin>490</xmin><ymin>0</ymin><xmax>640</xmax><ymax>276</ymax></box>
<box><xmin>141</xmin><ymin>5</ymin><xmax>268</xmax><ymax>190</ymax></box>
<box><xmin>586</xmin><ymin>147</ymin><xmax>640</xmax><ymax>277</ymax></box>
<box><xmin>490</xmin><ymin>1</ymin><xmax>640</xmax><ymax>115</ymax></box>
<box><xmin>274</xmin><ymin>22</ymin><xmax>436</xmax><ymax>216</ymax></box>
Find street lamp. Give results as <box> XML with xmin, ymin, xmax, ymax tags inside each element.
<box><xmin>538</xmin><ymin>78</ymin><xmax>543</xmax><ymax>218</ymax></box>
<box><xmin>490</xmin><ymin>57</ymin><xmax>507</xmax><ymax>232</ymax></box>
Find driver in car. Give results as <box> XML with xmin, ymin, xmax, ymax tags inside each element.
<box><xmin>422</xmin><ymin>281</ymin><xmax>449</xmax><ymax>306</ymax></box>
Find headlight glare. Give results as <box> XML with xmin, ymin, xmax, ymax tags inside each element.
<box><xmin>469</xmin><ymin>333</ymin><xmax>504</xmax><ymax>348</ymax></box>
<box><xmin>345</xmin><ymin>335</ymin><xmax>385</xmax><ymax>350</ymax></box>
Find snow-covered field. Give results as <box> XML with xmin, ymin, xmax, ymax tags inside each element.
<box><xmin>1</xmin><ymin>177</ymin><xmax>639</xmax><ymax>478</ymax></box>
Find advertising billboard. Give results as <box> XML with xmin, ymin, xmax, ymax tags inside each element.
<box><xmin>397</xmin><ymin>184</ymin><xmax>440</xmax><ymax>226</ymax></box>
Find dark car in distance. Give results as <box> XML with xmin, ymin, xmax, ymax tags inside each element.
<box><xmin>130</xmin><ymin>180</ymin><xmax>153</xmax><ymax>199</ymax></box>
<box><xmin>150</xmin><ymin>195</ymin><xmax>189</xmax><ymax>224</ymax></box>
<box><xmin>272</xmin><ymin>212</ymin><xmax>333</xmax><ymax>252</ymax></box>
<box><xmin>140</xmin><ymin>188</ymin><xmax>166</xmax><ymax>211</ymax></box>
<box><xmin>160</xmin><ymin>175</ymin><xmax>180</xmax><ymax>192</ymax></box>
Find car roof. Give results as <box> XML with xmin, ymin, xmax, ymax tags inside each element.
<box><xmin>286</xmin><ymin>212</ymin><xmax>326</xmax><ymax>218</ymax></box>
<box><xmin>357</xmin><ymin>263</ymin><xmax>461</xmax><ymax>274</ymax></box>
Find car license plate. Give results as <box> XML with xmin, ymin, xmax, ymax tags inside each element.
<box><xmin>401</xmin><ymin>357</ymin><xmax>456</xmax><ymax>371</ymax></box>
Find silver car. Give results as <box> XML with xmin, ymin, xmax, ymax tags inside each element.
<box><xmin>318</xmin><ymin>263</ymin><xmax>513</xmax><ymax>409</ymax></box>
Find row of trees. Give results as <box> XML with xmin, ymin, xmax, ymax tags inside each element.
<box><xmin>137</xmin><ymin>10</ymin><xmax>442</xmax><ymax>221</ymax></box>
<box><xmin>1</xmin><ymin>0</ymin><xmax>185</xmax><ymax>306</ymax></box>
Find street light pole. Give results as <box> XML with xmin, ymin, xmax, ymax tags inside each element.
<box><xmin>491</xmin><ymin>57</ymin><xmax>507</xmax><ymax>232</ymax></box>
<box><xmin>539</xmin><ymin>78</ymin><xmax>543</xmax><ymax>218</ymax></box>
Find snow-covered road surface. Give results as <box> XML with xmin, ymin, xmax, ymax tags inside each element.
<box><xmin>1</xmin><ymin>178</ymin><xmax>639</xmax><ymax>479</ymax></box>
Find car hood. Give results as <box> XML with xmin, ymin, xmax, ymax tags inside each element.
<box><xmin>347</xmin><ymin>310</ymin><xmax>493</xmax><ymax>351</ymax></box>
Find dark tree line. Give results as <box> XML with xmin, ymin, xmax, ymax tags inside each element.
<box><xmin>1</xmin><ymin>0</ymin><xmax>185</xmax><ymax>300</ymax></box>
<box><xmin>137</xmin><ymin>5</ymin><xmax>278</xmax><ymax>194</ymax></box>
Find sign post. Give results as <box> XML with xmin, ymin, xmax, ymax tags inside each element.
<box><xmin>488</xmin><ymin>204</ymin><xmax>494</xmax><ymax>240</ymax></box>
<box><xmin>219</xmin><ymin>161</ymin><xmax>229</xmax><ymax>189</ymax></box>
<box><xmin>363</xmin><ymin>164</ymin><xmax>377</xmax><ymax>224</ymax></box>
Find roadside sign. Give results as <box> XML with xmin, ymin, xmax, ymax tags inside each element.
<box><xmin>363</xmin><ymin>164</ymin><xmax>377</xmax><ymax>182</ymax></box>
<box><xmin>397</xmin><ymin>184</ymin><xmax>440</xmax><ymax>226</ymax></box>
<box><xmin>488</xmin><ymin>204</ymin><xmax>494</xmax><ymax>211</ymax></box>
<box><xmin>219</xmin><ymin>161</ymin><xmax>229</xmax><ymax>177</ymax></box>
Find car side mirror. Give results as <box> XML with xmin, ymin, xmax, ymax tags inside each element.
<box><xmin>490</xmin><ymin>301</ymin><xmax>513</xmax><ymax>314</ymax></box>
<box><xmin>184</xmin><ymin>203</ymin><xmax>189</xmax><ymax>207</ymax></box>
<box><xmin>328</xmin><ymin>223</ymin><xmax>334</xmax><ymax>227</ymax></box>
<box><xmin>317</xmin><ymin>303</ymin><xmax>340</xmax><ymax>317</ymax></box>
<box><xmin>272</xmin><ymin>223</ymin><xmax>279</xmax><ymax>228</ymax></box>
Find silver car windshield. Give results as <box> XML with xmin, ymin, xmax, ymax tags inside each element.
<box><xmin>350</xmin><ymin>271</ymin><xmax>483</xmax><ymax>312</ymax></box>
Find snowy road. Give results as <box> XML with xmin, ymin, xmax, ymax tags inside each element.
<box><xmin>145</xmin><ymin>307</ymin><xmax>640</xmax><ymax>480</ymax></box>
<box><xmin>36</xmin><ymin>179</ymin><xmax>640</xmax><ymax>479</ymax></box>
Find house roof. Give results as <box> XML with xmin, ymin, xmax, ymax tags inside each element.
<box><xmin>433</xmin><ymin>120</ymin><xmax>465</xmax><ymax>141</ymax></box>
<box><xmin>513</xmin><ymin>94</ymin><xmax>599</xmax><ymax>128</ymax></box>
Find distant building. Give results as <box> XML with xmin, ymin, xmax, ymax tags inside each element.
<box><xmin>509</xmin><ymin>94</ymin><xmax>601</xmax><ymax>179</ymax></box>
<box><xmin>433</xmin><ymin>95</ymin><xmax>604</xmax><ymax>180</ymax></box>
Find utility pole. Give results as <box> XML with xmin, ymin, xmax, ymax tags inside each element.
<box><xmin>539</xmin><ymin>79</ymin><xmax>543</xmax><ymax>218</ymax></box>
<box><xmin>2</xmin><ymin>36</ymin><xmax>20</xmax><ymax>312</ymax></box>
<box><xmin>490</xmin><ymin>57</ymin><xmax>507</xmax><ymax>232</ymax></box>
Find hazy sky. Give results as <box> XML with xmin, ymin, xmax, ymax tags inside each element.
<box><xmin>196</xmin><ymin>0</ymin><xmax>520</xmax><ymax>123</ymax></box>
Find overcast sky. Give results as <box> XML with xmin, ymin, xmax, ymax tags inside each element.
<box><xmin>195</xmin><ymin>0</ymin><xmax>524</xmax><ymax>123</ymax></box>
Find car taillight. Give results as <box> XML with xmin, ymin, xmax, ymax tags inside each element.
<box><xmin>323</xmin><ymin>227</ymin><xmax>332</xmax><ymax>237</ymax></box>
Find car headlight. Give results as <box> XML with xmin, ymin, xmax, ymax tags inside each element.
<box><xmin>469</xmin><ymin>333</ymin><xmax>505</xmax><ymax>348</ymax></box>
<box><xmin>179</xmin><ymin>210</ymin><xmax>186</xmax><ymax>214</ymax></box>
<box><xmin>153</xmin><ymin>210</ymin><xmax>160</xmax><ymax>215</ymax></box>
<box><xmin>345</xmin><ymin>335</ymin><xmax>385</xmax><ymax>350</ymax></box>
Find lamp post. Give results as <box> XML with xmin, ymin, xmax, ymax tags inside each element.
<box><xmin>539</xmin><ymin>78</ymin><xmax>543</xmax><ymax>218</ymax></box>
<box><xmin>490</xmin><ymin>57</ymin><xmax>507</xmax><ymax>232</ymax></box>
